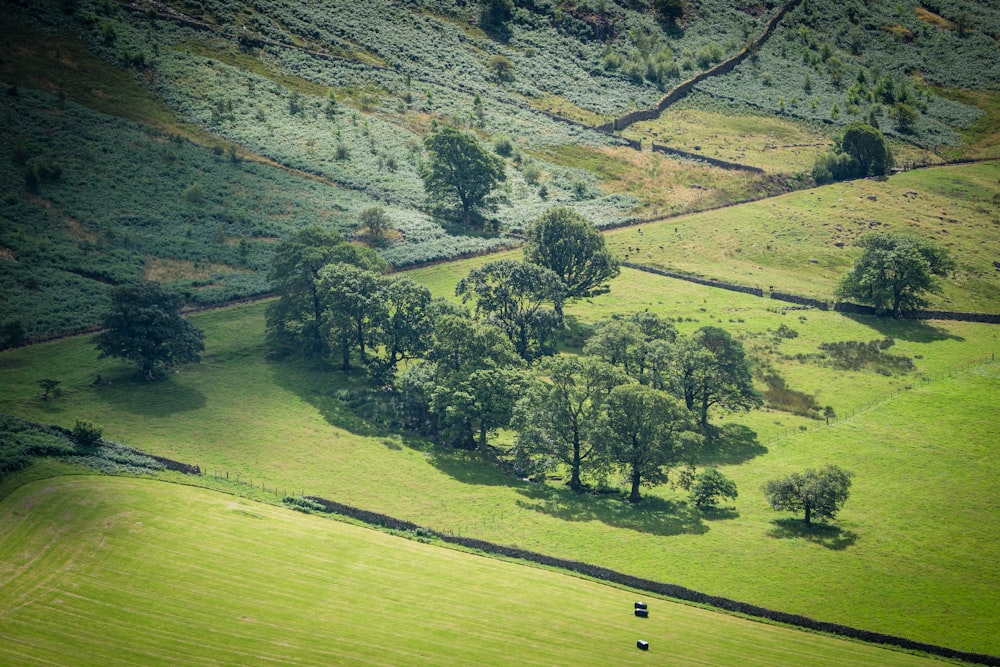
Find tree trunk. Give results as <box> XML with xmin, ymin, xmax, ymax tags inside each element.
<box><xmin>340</xmin><ymin>340</ymin><xmax>351</xmax><ymax>371</ymax></box>
<box><xmin>629</xmin><ymin>467</ymin><xmax>642</xmax><ymax>503</ymax></box>
<box><xmin>804</xmin><ymin>504</ymin><xmax>812</xmax><ymax>526</ymax></box>
<box><xmin>570</xmin><ymin>438</ymin><xmax>582</xmax><ymax>491</ymax></box>
<box><xmin>478</xmin><ymin>423</ymin><xmax>488</xmax><ymax>456</ymax></box>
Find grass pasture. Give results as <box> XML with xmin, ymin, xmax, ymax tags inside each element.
<box><xmin>1</xmin><ymin>263</ymin><xmax>998</xmax><ymax>654</ymax></box>
<box><xmin>0</xmin><ymin>476</ymin><xmax>952</xmax><ymax>666</ymax></box>
<box><xmin>604</xmin><ymin>162</ymin><xmax>1000</xmax><ymax>312</ymax></box>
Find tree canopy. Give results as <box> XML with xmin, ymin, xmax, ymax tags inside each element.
<box><xmin>524</xmin><ymin>207</ymin><xmax>620</xmax><ymax>299</ymax></box>
<box><xmin>94</xmin><ymin>282</ymin><xmax>204</xmax><ymax>380</ymax></box>
<box><xmin>763</xmin><ymin>465</ymin><xmax>853</xmax><ymax>525</ymax></box>
<box><xmin>593</xmin><ymin>383</ymin><xmax>701</xmax><ymax>503</ymax></box>
<box><xmin>513</xmin><ymin>355</ymin><xmax>627</xmax><ymax>489</ymax></box>
<box><xmin>840</xmin><ymin>122</ymin><xmax>893</xmax><ymax>177</ymax></box>
<box><xmin>836</xmin><ymin>233</ymin><xmax>955</xmax><ymax>317</ymax></box>
<box><xmin>421</xmin><ymin>127</ymin><xmax>506</xmax><ymax>226</ymax></box>
<box><xmin>456</xmin><ymin>259</ymin><xmax>566</xmax><ymax>361</ymax></box>
<box><xmin>671</xmin><ymin>326</ymin><xmax>762</xmax><ymax>428</ymax></box>
<box><xmin>265</xmin><ymin>227</ymin><xmax>385</xmax><ymax>357</ymax></box>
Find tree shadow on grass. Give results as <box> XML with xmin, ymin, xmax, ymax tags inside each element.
<box><xmin>426</xmin><ymin>447</ymin><xmax>524</xmax><ymax>487</ymax></box>
<box><xmin>699</xmin><ymin>423</ymin><xmax>767</xmax><ymax>466</ymax></box>
<box><xmin>94</xmin><ymin>370</ymin><xmax>206</xmax><ymax>417</ymax></box>
<box><xmin>514</xmin><ymin>484</ymin><xmax>707</xmax><ymax>537</ymax></box>
<box><xmin>767</xmin><ymin>518</ymin><xmax>858</xmax><ymax>550</ymax></box>
<box><xmin>841</xmin><ymin>312</ymin><xmax>964</xmax><ymax>343</ymax></box>
<box><xmin>699</xmin><ymin>506</ymin><xmax>740</xmax><ymax>521</ymax></box>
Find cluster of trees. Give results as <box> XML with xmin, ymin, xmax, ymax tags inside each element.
<box><xmin>86</xmin><ymin>206</ymin><xmax>858</xmax><ymax>522</ymax></box>
<box><xmin>263</xmin><ymin>208</ymin><xmax>768</xmax><ymax>504</ymax></box>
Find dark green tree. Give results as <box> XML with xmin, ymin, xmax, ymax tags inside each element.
<box><xmin>432</xmin><ymin>366</ymin><xmax>527</xmax><ymax>455</ymax></box>
<box><xmin>671</xmin><ymin>326</ymin><xmax>761</xmax><ymax>428</ymax></box>
<box><xmin>94</xmin><ymin>282</ymin><xmax>204</xmax><ymax>380</ymax></box>
<box><xmin>421</xmin><ymin>127</ymin><xmax>506</xmax><ymax>226</ymax></box>
<box><xmin>583</xmin><ymin>319</ymin><xmax>645</xmax><ymax>376</ymax></box>
<box><xmin>654</xmin><ymin>0</ymin><xmax>684</xmax><ymax>23</ymax></box>
<box><xmin>763</xmin><ymin>465</ymin><xmax>853</xmax><ymax>526</ymax></box>
<box><xmin>480</xmin><ymin>0</ymin><xmax>514</xmax><ymax>37</ymax></box>
<box><xmin>840</xmin><ymin>122</ymin><xmax>893</xmax><ymax>177</ymax></box>
<box><xmin>370</xmin><ymin>275</ymin><xmax>434</xmax><ymax>382</ymax></box>
<box><xmin>266</xmin><ymin>227</ymin><xmax>385</xmax><ymax>357</ymax></box>
<box><xmin>456</xmin><ymin>260</ymin><xmax>566</xmax><ymax>361</ymax></box>
<box><xmin>524</xmin><ymin>207</ymin><xmax>620</xmax><ymax>299</ymax></box>
<box><xmin>427</xmin><ymin>314</ymin><xmax>523</xmax><ymax>376</ymax></box>
<box><xmin>399</xmin><ymin>314</ymin><xmax>523</xmax><ymax>450</ymax></box>
<box><xmin>38</xmin><ymin>379</ymin><xmax>61</xmax><ymax>401</ymax></box>
<box><xmin>584</xmin><ymin>312</ymin><xmax>677</xmax><ymax>383</ymax></box>
<box><xmin>836</xmin><ymin>233</ymin><xmax>955</xmax><ymax>317</ymax></box>
<box><xmin>318</xmin><ymin>263</ymin><xmax>386</xmax><ymax>370</ymax></box>
<box><xmin>593</xmin><ymin>383</ymin><xmax>702</xmax><ymax>503</ymax></box>
<box><xmin>690</xmin><ymin>468</ymin><xmax>738</xmax><ymax>510</ymax></box>
<box><xmin>512</xmin><ymin>355</ymin><xmax>627</xmax><ymax>489</ymax></box>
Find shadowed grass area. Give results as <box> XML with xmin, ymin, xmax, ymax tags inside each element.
<box><xmin>0</xmin><ymin>476</ymin><xmax>947</xmax><ymax>666</ymax></box>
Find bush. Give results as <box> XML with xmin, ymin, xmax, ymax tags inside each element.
<box><xmin>72</xmin><ymin>419</ymin><xmax>104</xmax><ymax>449</ymax></box>
<box><xmin>691</xmin><ymin>469</ymin><xmax>738</xmax><ymax>510</ymax></box>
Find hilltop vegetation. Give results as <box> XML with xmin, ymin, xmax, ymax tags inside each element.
<box><xmin>2</xmin><ymin>0</ymin><xmax>998</xmax><ymax>340</ymax></box>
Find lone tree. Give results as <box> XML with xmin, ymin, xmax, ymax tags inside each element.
<box><xmin>524</xmin><ymin>207</ymin><xmax>620</xmax><ymax>299</ymax></box>
<box><xmin>421</xmin><ymin>127</ymin><xmax>506</xmax><ymax>226</ymax></box>
<box><xmin>763</xmin><ymin>464</ymin><xmax>853</xmax><ymax>526</ymax></box>
<box><xmin>358</xmin><ymin>206</ymin><xmax>393</xmax><ymax>245</ymax></box>
<box><xmin>836</xmin><ymin>233</ymin><xmax>955</xmax><ymax>317</ymax></box>
<box><xmin>840</xmin><ymin>122</ymin><xmax>893</xmax><ymax>177</ymax></box>
<box><xmin>94</xmin><ymin>282</ymin><xmax>204</xmax><ymax>380</ymax></box>
<box><xmin>654</xmin><ymin>0</ymin><xmax>684</xmax><ymax>23</ymax></box>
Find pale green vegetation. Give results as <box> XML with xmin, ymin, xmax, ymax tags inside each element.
<box><xmin>0</xmin><ymin>476</ymin><xmax>945</xmax><ymax>666</ymax></box>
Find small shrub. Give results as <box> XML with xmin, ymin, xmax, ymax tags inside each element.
<box><xmin>182</xmin><ymin>183</ymin><xmax>205</xmax><ymax>204</ymax></box>
<box><xmin>283</xmin><ymin>496</ymin><xmax>329</xmax><ymax>513</ymax></box>
<box><xmin>691</xmin><ymin>469</ymin><xmax>738</xmax><ymax>510</ymax></box>
<box><xmin>72</xmin><ymin>419</ymin><xmax>103</xmax><ymax>448</ymax></box>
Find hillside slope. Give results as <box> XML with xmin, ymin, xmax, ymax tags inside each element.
<box><xmin>2</xmin><ymin>0</ymin><xmax>998</xmax><ymax>339</ymax></box>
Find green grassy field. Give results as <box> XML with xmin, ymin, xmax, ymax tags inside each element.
<box><xmin>0</xmin><ymin>475</ymin><xmax>953</xmax><ymax>666</ymax></box>
<box><xmin>1</xmin><ymin>263</ymin><xmax>998</xmax><ymax>654</ymax></box>
<box><xmin>603</xmin><ymin>162</ymin><xmax>1000</xmax><ymax>313</ymax></box>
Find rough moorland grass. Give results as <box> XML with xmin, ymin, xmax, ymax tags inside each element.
<box><xmin>1</xmin><ymin>269</ymin><xmax>998</xmax><ymax>653</ymax></box>
<box><xmin>603</xmin><ymin>162</ymin><xmax>1000</xmax><ymax>312</ymax></box>
<box><xmin>624</xmin><ymin>107</ymin><xmax>837</xmax><ymax>175</ymax></box>
<box><xmin>0</xmin><ymin>476</ymin><xmax>945</xmax><ymax>667</ymax></box>
<box><xmin>530</xmin><ymin>144</ymin><xmax>783</xmax><ymax>218</ymax></box>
